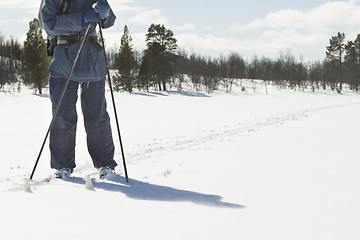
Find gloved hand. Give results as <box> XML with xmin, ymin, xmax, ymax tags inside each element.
<box><xmin>82</xmin><ymin>9</ymin><xmax>100</xmax><ymax>23</ymax></box>
<box><xmin>93</xmin><ymin>0</ymin><xmax>111</xmax><ymax>19</ymax></box>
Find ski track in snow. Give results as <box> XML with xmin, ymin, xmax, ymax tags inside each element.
<box><xmin>3</xmin><ymin>98</ymin><xmax>360</xmax><ymax>193</ymax></box>
<box><xmin>2</xmin><ymin>86</ymin><xmax>360</xmax><ymax>240</ymax></box>
<box><xmin>126</xmin><ymin>101</ymin><xmax>360</xmax><ymax>162</ymax></box>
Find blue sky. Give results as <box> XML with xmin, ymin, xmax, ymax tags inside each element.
<box><xmin>0</xmin><ymin>0</ymin><xmax>359</xmax><ymax>61</ymax></box>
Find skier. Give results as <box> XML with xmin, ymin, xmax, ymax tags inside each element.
<box><xmin>40</xmin><ymin>0</ymin><xmax>118</xmax><ymax>179</ymax></box>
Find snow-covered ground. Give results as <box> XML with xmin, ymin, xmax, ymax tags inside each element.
<box><xmin>1</xmin><ymin>81</ymin><xmax>360</xmax><ymax>240</ymax></box>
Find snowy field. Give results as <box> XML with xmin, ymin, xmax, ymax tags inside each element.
<box><xmin>1</xmin><ymin>81</ymin><xmax>360</xmax><ymax>240</ymax></box>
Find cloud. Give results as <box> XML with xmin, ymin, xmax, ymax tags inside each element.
<box><xmin>109</xmin><ymin>0</ymin><xmax>145</xmax><ymax>12</ymax></box>
<box><xmin>308</xmin><ymin>0</ymin><xmax>360</xmax><ymax>26</ymax></box>
<box><xmin>5</xmin><ymin>0</ymin><xmax>358</xmax><ymax>61</ymax></box>
<box><xmin>0</xmin><ymin>0</ymin><xmax>38</xmax><ymax>10</ymax></box>
<box><xmin>176</xmin><ymin>33</ymin><xmax>246</xmax><ymax>54</ymax></box>
<box><xmin>231</xmin><ymin>9</ymin><xmax>307</xmax><ymax>32</ymax></box>
<box><xmin>127</xmin><ymin>9</ymin><xmax>169</xmax><ymax>26</ymax></box>
<box><xmin>261</xmin><ymin>29</ymin><xmax>327</xmax><ymax>46</ymax></box>
<box><xmin>104</xmin><ymin>31</ymin><xmax>147</xmax><ymax>51</ymax></box>
<box><xmin>175</xmin><ymin>30</ymin><xmax>330</xmax><ymax>61</ymax></box>
<box><xmin>173</xmin><ymin>23</ymin><xmax>195</xmax><ymax>32</ymax></box>
<box><xmin>230</xmin><ymin>0</ymin><xmax>360</xmax><ymax>34</ymax></box>
<box><xmin>221</xmin><ymin>0</ymin><xmax>360</xmax><ymax>59</ymax></box>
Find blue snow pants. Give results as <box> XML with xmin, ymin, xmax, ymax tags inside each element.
<box><xmin>49</xmin><ymin>74</ymin><xmax>117</xmax><ymax>170</ymax></box>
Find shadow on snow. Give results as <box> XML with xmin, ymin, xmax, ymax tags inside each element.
<box><xmin>132</xmin><ymin>91</ymin><xmax>210</xmax><ymax>98</ymax></box>
<box><xmin>34</xmin><ymin>93</ymin><xmax>50</xmax><ymax>98</ymax></box>
<box><xmin>64</xmin><ymin>175</ymin><xmax>244</xmax><ymax>209</ymax></box>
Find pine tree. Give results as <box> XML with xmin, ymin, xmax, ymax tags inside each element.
<box><xmin>344</xmin><ymin>41</ymin><xmax>357</xmax><ymax>89</ymax></box>
<box><xmin>343</xmin><ymin>34</ymin><xmax>360</xmax><ymax>91</ymax></box>
<box><xmin>141</xmin><ymin>24</ymin><xmax>178</xmax><ymax>91</ymax></box>
<box><xmin>113</xmin><ymin>25</ymin><xmax>137</xmax><ymax>93</ymax></box>
<box><xmin>352</xmin><ymin>34</ymin><xmax>360</xmax><ymax>90</ymax></box>
<box><xmin>20</xmin><ymin>18</ymin><xmax>50</xmax><ymax>94</ymax></box>
<box><xmin>326</xmin><ymin>32</ymin><xmax>346</xmax><ymax>92</ymax></box>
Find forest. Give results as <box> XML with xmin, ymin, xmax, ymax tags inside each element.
<box><xmin>1</xmin><ymin>19</ymin><xmax>359</xmax><ymax>95</ymax></box>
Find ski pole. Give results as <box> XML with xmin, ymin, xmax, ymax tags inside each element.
<box><xmin>98</xmin><ymin>23</ymin><xmax>129</xmax><ymax>182</ymax></box>
<box><xmin>29</xmin><ymin>24</ymin><xmax>92</xmax><ymax>180</ymax></box>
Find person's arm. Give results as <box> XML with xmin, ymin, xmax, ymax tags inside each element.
<box><xmin>94</xmin><ymin>0</ymin><xmax>116</xmax><ymax>29</ymax></box>
<box><xmin>100</xmin><ymin>9</ymin><xmax>116</xmax><ymax>29</ymax></box>
<box><xmin>41</xmin><ymin>0</ymin><xmax>83</xmax><ymax>36</ymax></box>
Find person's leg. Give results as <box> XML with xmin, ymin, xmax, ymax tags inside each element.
<box><xmin>49</xmin><ymin>75</ymin><xmax>79</xmax><ymax>170</ymax></box>
<box><xmin>80</xmin><ymin>80</ymin><xmax>117</xmax><ymax>169</ymax></box>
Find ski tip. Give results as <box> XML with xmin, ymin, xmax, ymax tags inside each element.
<box><xmin>85</xmin><ymin>175</ymin><xmax>95</xmax><ymax>191</ymax></box>
<box><xmin>24</xmin><ymin>179</ymin><xmax>32</xmax><ymax>193</ymax></box>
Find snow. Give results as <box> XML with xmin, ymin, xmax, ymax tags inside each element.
<box><xmin>1</xmin><ymin>82</ymin><xmax>360</xmax><ymax>240</ymax></box>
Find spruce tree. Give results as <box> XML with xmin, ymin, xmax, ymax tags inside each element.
<box><xmin>113</xmin><ymin>25</ymin><xmax>136</xmax><ymax>93</ymax></box>
<box><xmin>20</xmin><ymin>18</ymin><xmax>50</xmax><ymax>94</ymax></box>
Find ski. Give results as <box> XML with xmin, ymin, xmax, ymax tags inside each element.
<box><xmin>23</xmin><ymin>170</ymin><xmax>124</xmax><ymax>192</ymax></box>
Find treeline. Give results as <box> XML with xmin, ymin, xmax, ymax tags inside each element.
<box><xmin>0</xmin><ymin>35</ymin><xmax>22</xmax><ymax>91</ymax></box>
<box><xmin>1</xmin><ymin>20</ymin><xmax>360</xmax><ymax>95</ymax></box>
<box><xmin>110</xmin><ymin>26</ymin><xmax>360</xmax><ymax>94</ymax></box>
<box><xmin>1</xmin><ymin>19</ymin><xmax>50</xmax><ymax>94</ymax></box>
<box><xmin>178</xmin><ymin>33</ymin><xmax>360</xmax><ymax>94</ymax></box>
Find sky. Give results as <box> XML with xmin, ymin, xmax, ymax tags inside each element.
<box><xmin>0</xmin><ymin>0</ymin><xmax>360</xmax><ymax>61</ymax></box>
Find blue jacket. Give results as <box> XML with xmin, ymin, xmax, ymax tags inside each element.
<box><xmin>41</xmin><ymin>0</ymin><xmax>116</xmax><ymax>82</ymax></box>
